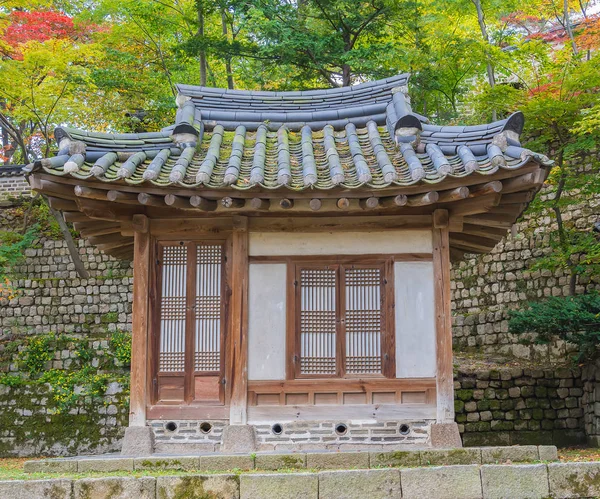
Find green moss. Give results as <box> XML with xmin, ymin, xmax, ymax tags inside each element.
<box><xmin>455</xmin><ymin>389</ymin><xmax>474</xmax><ymax>401</ymax></box>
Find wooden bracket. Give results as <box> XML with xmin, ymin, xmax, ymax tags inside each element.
<box><xmin>232</xmin><ymin>215</ymin><xmax>248</xmax><ymax>232</ymax></box>
<box><xmin>433</xmin><ymin>209</ymin><xmax>449</xmax><ymax>229</ymax></box>
<box><xmin>132</xmin><ymin>214</ymin><xmax>149</xmax><ymax>233</ymax></box>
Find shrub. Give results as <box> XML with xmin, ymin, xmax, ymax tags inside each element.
<box><xmin>509</xmin><ymin>293</ymin><xmax>600</xmax><ymax>361</ymax></box>
<box><xmin>110</xmin><ymin>331</ymin><xmax>131</xmax><ymax>366</ymax></box>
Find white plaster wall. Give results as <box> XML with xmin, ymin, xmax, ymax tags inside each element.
<box><xmin>249</xmin><ymin>230</ymin><xmax>432</xmax><ymax>256</ymax></box>
<box><xmin>394</xmin><ymin>261</ymin><xmax>437</xmax><ymax>378</ymax></box>
<box><xmin>248</xmin><ymin>263</ymin><xmax>287</xmax><ymax>380</ymax></box>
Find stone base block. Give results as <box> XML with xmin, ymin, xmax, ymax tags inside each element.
<box><xmin>121</xmin><ymin>425</ymin><xmax>155</xmax><ymax>457</ymax></box>
<box><xmin>221</xmin><ymin>425</ymin><xmax>257</xmax><ymax>453</ymax></box>
<box><xmin>429</xmin><ymin>422</ymin><xmax>462</xmax><ymax>448</ymax></box>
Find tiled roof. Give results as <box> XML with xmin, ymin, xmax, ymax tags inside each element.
<box><xmin>0</xmin><ymin>165</ymin><xmax>26</xmax><ymax>177</ymax></box>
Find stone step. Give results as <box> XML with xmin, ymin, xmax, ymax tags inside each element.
<box><xmin>24</xmin><ymin>445</ymin><xmax>558</xmax><ymax>473</ymax></box>
<box><xmin>5</xmin><ymin>461</ymin><xmax>600</xmax><ymax>498</ymax></box>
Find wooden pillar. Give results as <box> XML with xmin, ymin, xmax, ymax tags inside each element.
<box><xmin>129</xmin><ymin>214</ymin><xmax>150</xmax><ymax>426</ymax></box>
<box><xmin>229</xmin><ymin>216</ymin><xmax>249</xmax><ymax>424</ymax></box>
<box><xmin>432</xmin><ymin>209</ymin><xmax>454</xmax><ymax>423</ymax></box>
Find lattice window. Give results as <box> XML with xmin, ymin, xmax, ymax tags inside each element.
<box><xmin>345</xmin><ymin>268</ymin><xmax>382</xmax><ymax>374</ymax></box>
<box><xmin>159</xmin><ymin>245</ymin><xmax>187</xmax><ymax>372</ymax></box>
<box><xmin>195</xmin><ymin>245</ymin><xmax>222</xmax><ymax>372</ymax></box>
<box><xmin>295</xmin><ymin>263</ymin><xmax>388</xmax><ymax>378</ymax></box>
<box><xmin>298</xmin><ymin>268</ymin><xmax>337</xmax><ymax>375</ymax></box>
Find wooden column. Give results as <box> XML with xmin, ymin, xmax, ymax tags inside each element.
<box><xmin>432</xmin><ymin>209</ymin><xmax>454</xmax><ymax>423</ymax></box>
<box><xmin>229</xmin><ymin>216</ymin><xmax>249</xmax><ymax>424</ymax></box>
<box><xmin>129</xmin><ymin>214</ymin><xmax>150</xmax><ymax>426</ymax></box>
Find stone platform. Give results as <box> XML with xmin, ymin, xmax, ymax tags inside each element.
<box><xmin>24</xmin><ymin>445</ymin><xmax>557</xmax><ymax>473</ymax></box>
<box><xmin>7</xmin><ymin>459</ymin><xmax>600</xmax><ymax>498</ymax></box>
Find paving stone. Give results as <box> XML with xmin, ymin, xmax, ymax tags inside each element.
<box><xmin>254</xmin><ymin>453</ymin><xmax>306</xmax><ymax>470</ymax></box>
<box><xmin>538</xmin><ymin>445</ymin><xmax>559</xmax><ymax>461</ymax></box>
<box><xmin>73</xmin><ymin>477</ymin><xmax>155</xmax><ymax>499</ymax></box>
<box><xmin>221</xmin><ymin>425</ymin><xmax>257</xmax><ymax>453</ymax></box>
<box><xmin>548</xmin><ymin>462</ymin><xmax>600</xmax><ymax>498</ymax></box>
<box><xmin>306</xmin><ymin>451</ymin><xmax>369</xmax><ymax>469</ymax></box>
<box><xmin>421</xmin><ymin>448</ymin><xmax>482</xmax><ymax>465</ymax></box>
<box><xmin>481</xmin><ymin>464</ymin><xmax>549</xmax><ymax>499</ymax></box>
<box><xmin>240</xmin><ymin>473</ymin><xmax>317</xmax><ymax>499</ymax></box>
<box><xmin>78</xmin><ymin>457</ymin><xmax>134</xmax><ymax>472</ymax></box>
<box><xmin>480</xmin><ymin>445</ymin><xmax>538</xmax><ymax>464</ymax></box>
<box><xmin>369</xmin><ymin>450</ymin><xmax>420</xmax><ymax>467</ymax></box>
<box><xmin>156</xmin><ymin>474</ymin><xmax>240</xmax><ymax>499</ymax></box>
<box><xmin>23</xmin><ymin>458</ymin><xmax>77</xmax><ymax>473</ymax></box>
<box><xmin>0</xmin><ymin>479</ymin><xmax>72</xmax><ymax>499</ymax></box>
<box><xmin>200</xmin><ymin>454</ymin><xmax>254</xmax><ymax>471</ymax></box>
<box><xmin>134</xmin><ymin>456</ymin><xmax>199</xmax><ymax>470</ymax></box>
<box><xmin>318</xmin><ymin>469</ymin><xmax>401</xmax><ymax>499</ymax></box>
<box><xmin>401</xmin><ymin>465</ymin><xmax>482</xmax><ymax>499</ymax></box>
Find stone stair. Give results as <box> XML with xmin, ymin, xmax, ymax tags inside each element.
<box><xmin>5</xmin><ymin>445</ymin><xmax>600</xmax><ymax>498</ymax></box>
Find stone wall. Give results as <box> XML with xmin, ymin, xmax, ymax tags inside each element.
<box><xmin>455</xmin><ymin>366</ymin><xmax>586</xmax><ymax>447</ymax></box>
<box><xmin>0</xmin><ymin>170</ymin><xmax>29</xmax><ymax>203</ymax></box>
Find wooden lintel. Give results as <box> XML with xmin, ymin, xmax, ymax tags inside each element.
<box><xmin>75</xmin><ymin>185</ymin><xmax>108</xmax><ymax>201</ymax></box>
<box><xmin>407</xmin><ymin>191</ymin><xmax>438</xmax><ymax>207</ymax></box>
<box><xmin>149</xmin><ymin>218</ymin><xmax>233</xmax><ymax>235</ymax></box>
<box><xmin>247</xmin><ymin>215</ymin><xmax>433</xmax><ymax>232</ymax></box>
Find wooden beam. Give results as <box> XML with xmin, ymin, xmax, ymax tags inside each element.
<box><xmin>63</xmin><ymin>212</ymin><xmax>90</xmax><ymax>223</ymax></box>
<box><xmin>88</xmin><ymin>232</ymin><xmax>131</xmax><ymax>246</ymax></box>
<box><xmin>229</xmin><ymin>216</ymin><xmax>249</xmax><ymax>425</ymax></box>
<box><xmin>491</xmin><ymin>203</ymin><xmax>528</xmax><ymax>215</ymax></box>
<box><xmin>222</xmin><ymin>197</ymin><xmax>245</xmax><ymax>209</ymax></box>
<box><xmin>74</xmin><ymin>185</ymin><xmax>108</xmax><ymax>201</ymax></box>
<box><xmin>280</xmin><ymin>198</ymin><xmax>294</xmax><ymax>209</ymax></box>
<box><xmin>130</xmin><ymin>217</ymin><xmax>150</xmax><ymax>426</ymax></box>
<box><xmin>107</xmin><ymin>190</ymin><xmax>140</xmax><ymax>204</ymax></box>
<box><xmin>380</xmin><ymin>194</ymin><xmax>408</xmax><ymax>208</ymax></box>
<box><xmin>461</xmin><ymin>223</ymin><xmax>509</xmax><ymax>239</ymax></box>
<box><xmin>437</xmin><ymin>187</ymin><xmax>469</xmax><ymax>203</ymax></box>
<box><xmin>138</xmin><ymin>192</ymin><xmax>165</xmax><ymax>207</ymax></box>
<box><xmin>190</xmin><ymin>195</ymin><xmax>217</xmax><ymax>211</ymax></box>
<box><xmin>468</xmin><ymin>181</ymin><xmax>502</xmax><ymax>197</ymax></box>
<box><xmin>77</xmin><ymin>223</ymin><xmax>122</xmax><ymax>238</ymax></box>
<box><xmin>501</xmin><ymin>191</ymin><xmax>534</xmax><ymax>204</ymax></box>
<box><xmin>407</xmin><ymin>191</ymin><xmax>438</xmax><ymax>207</ymax></box>
<box><xmin>309</xmin><ymin>199</ymin><xmax>322</xmax><ymax>211</ymax></box>
<box><xmin>165</xmin><ymin>194</ymin><xmax>193</xmax><ymax>210</ymax></box>
<box><xmin>110</xmin><ymin>244</ymin><xmax>134</xmax><ymax>260</ymax></box>
<box><xmin>248</xmin><ymin>215</ymin><xmax>433</xmax><ymax>232</ymax></box>
<box><xmin>250</xmin><ymin>198</ymin><xmax>270</xmax><ymax>211</ymax></box>
<box><xmin>464</xmin><ymin>213</ymin><xmax>516</xmax><ymax>228</ymax></box>
<box><xmin>449</xmin><ymin>247</ymin><xmax>466</xmax><ymax>262</ymax></box>
<box><xmin>29</xmin><ymin>177</ymin><xmax>75</xmax><ymax>199</ymax></box>
<box><xmin>46</xmin><ymin>196</ymin><xmax>78</xmax><ymax>211</ymax></box>
<box><xmin>359</xmin><ymin>197</ymin><xmax>380</xmax><ymax>210</ymax></box>
<box><xmin>449</xmin><ymin>194</ymin><xmax>501</xmax><ymax>217</ymax></box>
<box><xmin>97</xmin><ymin>238</ymin><xmax>136</xmax><ymax>251</ymax></box>
<box><xmin>432</xmin><ymin>226</ymin><xmax>453</xmax><ymax>423</ymax></box>
<box><xmin>501</xmin><ymin>169</ymin><xmax>546</xmax><ymax>194</ymax></box>
<box><xmin>450</xmin><ymin>233</ymin><xmax>501</xmax><ymax>252</ymax></box>
<box><xmin>336</xmin><ymin>198</ymin><xmax>350</xmax><ymax>210</ymax></box>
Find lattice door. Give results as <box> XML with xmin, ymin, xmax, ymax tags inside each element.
<box><xmin>158</xmin><ymin>245</ymin><xmax>187</xmax><ymax>373</ymax></box>
<box><xmin>344</xmin><ymin>267</ymin><xmax>383</xmax><ymax>375</ymax></box>
<box><xmin>298</xmin><ymin>267</ymin><xmax>338</xmax><ymax>376</ymax></box>
<box><xmin>195</xmin><ymin>245</ymin><xmax>222</xmax><ymax>373</ymax></box>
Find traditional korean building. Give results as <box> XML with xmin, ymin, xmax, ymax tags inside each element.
<box><xmin>24</xmin><ymin>73</ymin><xmax>552</xmax><ymax>454</ymax></box>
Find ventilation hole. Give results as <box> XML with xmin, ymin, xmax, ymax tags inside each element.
<box><xmin>335</xmin><ymin>423</ymin><xmax>348</xmax><ymax>436</ymax></box>
<box><xmin>165</xmin><ymin>421</ymin><xmax>178</xmax><ymax>432</ymax></box>
<box><xmin>200</xmin><ymin>422</ymin><xmax>212</xmax><ymax>434</ymax></box>
<box><xmin>271</xmin><ymin>423</ymin><xmax>283</xmax><ymax>435</ymax></box>
<box><xmin>399</xmin><ymin>424</ymin><xmax>410</xmax><ymax>435</ymax></box>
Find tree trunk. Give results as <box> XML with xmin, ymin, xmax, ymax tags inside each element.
<box><xmin>221</xmin><ymin>12</ymin><xmax>234</xmax><ymax>90</ymax></box>
<box><xmin>342</xmin><ymin>64</ymin><xmax>351</xmax><ymax>87</ymax></box>
<box><xmin>197</xmin><ymin>0</ymin><xmax>207</xmax><ymax>86</ymax></box>
<box><xmin>563</xmin><ymin>0</ymin><xmax>579</xmax><ymax>56</ymax></box>
<box><xmin>471</xmin><ymin>0</ymin><xmax>497</xmax><ymax>120</ymax></box>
